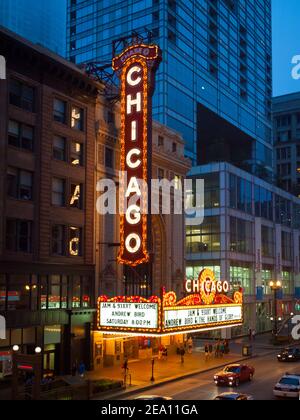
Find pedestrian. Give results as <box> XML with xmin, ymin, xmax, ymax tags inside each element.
<box><xmin>158</xmin><ymin>345</ymin><xmax>163</xmax><ymax>360</ymax></box>
<box><xmin>163</xmin><ymin>346</ymin><xmax>168</xmax><ymax>361</ymax></box>
<box><xmin>209</xmin><ymin>343</ymin><xmax>213</xmax><ymax>359</ymax></box>
<box><xmin>122</xmin><ymin>357</ymin><xmax>129</xmax><ymax>375</ymax></box>
<box><xmin>224</xmin><ymin>340</ymin><xmax>230</xmax><ymax>355</ymax></box>
<box><xmin>78</xmin><ymin>361</ymin><xmax>86</xmax><ymax>378</ymax></box>
<box><xmin>248</xmin><ymin>328</ymin><xmax>252</xmax><ymax>342</ymax></box>
<box><xmin>180</xmin><ymin>346</ymin><xmax>185</xmax><ymax>364</ymax></box>
<box><xmin>252</xmin><ymin>329</ymin><xmax>256</xmax><ymax>341</ymax></box>
<box><xmin>188</xmin><ymin>337</ymin><xmax>193</xmax><ymax>354</ymax></box>
<box><xmin>204</xmin><ymin>344</ymin><xmax>209</xmax><ymax>362</ymax></box>
<box><xmin>72</xmin><ymin>361</ymin><xmax>77</xmax><ymax>377</ymax></box>
<box><xmin>220</xmin><ymin>342</ymin><xmax>225</xmax><ymax>358</ymax></box>
<box><xmin>215</xmin><ymin>341</ymin><xmax>220</xmax><ymax>358</ymax></box>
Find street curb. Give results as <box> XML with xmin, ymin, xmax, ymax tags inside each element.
<box><xmin>98</xmin><ymin>351</ymin><xmax>277</xmax><ymax>400</ymax></box>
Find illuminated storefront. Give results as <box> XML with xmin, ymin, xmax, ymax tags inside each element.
<box><xmin>94</xmin><ymin>269</ymin><xmax>243</xmax><ymax>366</ymax></box>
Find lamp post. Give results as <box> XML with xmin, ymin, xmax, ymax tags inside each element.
<box><xmin>269</xmin><ymin>280</ymin><xmax>282</xmax><ymax>342</ymax></box>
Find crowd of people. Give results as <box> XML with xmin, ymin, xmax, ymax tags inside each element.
<box><xmin>204</xmin><ymin>340</ymin><xmax>230</xmax><ymax>361</ymax></box>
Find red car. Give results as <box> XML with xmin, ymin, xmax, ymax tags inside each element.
<box><xmin>214</xmin><ymin>364</ymin><xmax>255</xmax><ymax>387</ymax></box>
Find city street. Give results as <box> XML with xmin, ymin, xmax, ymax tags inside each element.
<box><xmin>122</xmin><ymin>352</ymin><xmax>300</xmax><ymax>401</ymax></box>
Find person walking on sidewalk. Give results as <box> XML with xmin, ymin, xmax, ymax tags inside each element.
<box><xmin>209</xmin><ymin>343</ymin><xmax>213</xmax><ymax>359</ymax></box>
<box><xmin>215</xmin><ymin>341</ymin><xmax>220</xmax><ymax>358</ymax></box>
<box><xmin>204</xmin><ymin>344</ymin><xmax>209</xmax><ymax>362</ymax></box>
<box><xmin>180</xmin><ymin>346</ymin><xmax>185</xmax><ymax>364</ymax></box>
<box><xmin>220</xmin><ymin>342</ymin><xmax>225</xmax><ymax>358</ymax></box>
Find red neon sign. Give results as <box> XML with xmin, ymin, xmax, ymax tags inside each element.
<box><xmin>113</xmin><ymin>44</ymin><xmax>162</xmax><ymax>267</ymax></box>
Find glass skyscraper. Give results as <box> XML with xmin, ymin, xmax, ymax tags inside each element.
<box><xmin>0</xmin><ymin>0</ymin><xmax>67</xmax><ymax>56</ymax></box>
<box><xmin>67</xmin><ymin>0</ymin><xmax>272</xmax><ymax>176</ymax></box>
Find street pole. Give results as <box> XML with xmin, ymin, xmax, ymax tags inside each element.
<box><xmin>274</xmin><ymin>288</ymin><xmax>278</xmax><ymax>339</ymax></box>
<box><xmin>150</xmin><ymin>358</ymin><xmax>155</xmax><ymax>383</ymax></box>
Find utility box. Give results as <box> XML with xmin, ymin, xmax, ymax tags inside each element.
<box><xmin>242</xmin><ymin>345</ymin><xmax>252</xmax><ymax>357</ymax></box>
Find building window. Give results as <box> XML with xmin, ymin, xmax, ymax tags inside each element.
<box><xmin>69</xmin><ymin>227</ymin><xmax>82</xmax><ymax>256</ymax></box>
<box><xmin>53</xmin><ymin>136</ymin><xmax>66</xmax><ymax>161</ymax></box>
<box><xmin>6</xmin><ymin>219</ymin><xmax>32</xmax><ymax>253</ymax></box>
<box><xmin>276</xmin><ymin>115</ymin><xmax>291</xmax><ymax>128</ymax></box>
<box><xmin>230</xmin><ymin>174</ymin><xmax>252</xmax><ymax>214</ymax></box>
<box><xmin>186</xmin><ymin>216</ymin><xmax>220</xmax><ymax>253</ymax></box>
<box><xmin>53</xmin><ymin>98</ymin><xmax>67</xmax><ymax>124</ymax></box>
<box><xmin>105</xmin><ymin>147</ymin><xmax>114</xmax><ymax>169</ymax></box>
<box><xmin>8</xmin><ymin>120</ymin><xmax>34</xmax><ymax>151</ymax></box>
<box><xmin>52</xmin><ymin>225</ymin><xmax>65</xmax><ymax>256</ymax></box>
<box><xmin>230</xmin><ymin>264</ymin><xmax>253</xmax><ymax>295</ymax></box>
<box><xmin>71</xmin><ymin>142</ymin><xmax>83</xmax><ymax>166</ymax></box>
<box><xmin>186</xmin><ymin>265</ymin><xmax>221</xmax><ymax>281</ymax></box>
<box><xmin>281</xmin><ymin>231</ymin><xmax>292</xmax><ymax>261</ymax></box>
<box><xmin>9</xmin><ymin>79</ymin><xmax>35</xmax><ymax>112</ymax></box>
<box><xmin>158</xmin><ymin>136</ymin><xmax>164</xmax><ymax>147</ymax></box>
<box><xmin>172</xmin><ymin>142</ymin><xmax>177</xmax><ymax>153</ymax></box>
<box><xmin>52</xmin><ymin>178</ymin><xmax>65</xmax><ymax>207</ymax></box>
<box><xmin>158</xmin><ymin>168</ymin><xmax>164</xmax><ymax>180</ymax></box>
<box><xmin>261</xmin><ymin>226</ymin><xmax>274</xmax><ymax>258</ymax></box>
<box><xmin>282</xmin><ymin>270</ymin><xmax>293</xmax><ymax>295</ymax></box>
<box><xmin>7</xmin><ymin>167</ymin><xmax>33</xmax><ymax>201</ymax></box>
<box><xmin>7</xmin><ymin>275</ymin><xmax>31</xmax><ymax>311</ymax></box>
<box><xmin>276</xmin><ymin>147</ymin><xmax>291</xmax><ymax>160</ymax></box>
<box><xmin>71</xmin><ymin>106</ymin><xmax>84</xmax><ymax>130</ymax></box>
<box><xmin>72</xmin><ymin>276</ymin><xmax>81</xmax><ymax>308</ymax></box>
<box><xmin>70</xmin><ymin>183</ymin><xmax>82</xmax><ymax>209</ymax></box>
<box><xmin>230</xmin><ymin>217</ymin><xmax>253</xmax><ymax>254</ymax></box>
<box><xmin>48</xmin><ymin>275</ymin><xmax>61</xmax><ymax>309</ymax></box>
<box><xmin>0</xmin><ymin>275</ymin><xmax>7</xmax><ymax>311</ymax></box>
<box><xmin>255</xmin><ymin>186</ymin><xmax>273</xmax><ymax>221</ymax></box>
<box><xmin>277</xmin><ymin>163</ymin><xmax>291</xmax><ymax>176</ymax></box>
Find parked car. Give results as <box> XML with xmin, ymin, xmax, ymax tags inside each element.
<box><xmin>214</xmin><ymin>392</ymin><xmax>254</xmax><ymax>401</ymax></box>
<box><xmin>277</xmin><ymin>348</ymin><xmax>300</xmax><ymax>362</ymax></box>
<box><xmin>273</xmin><ymin>374</ymin><xmax>300</xmax><ymax>399</ymax></box>
<box><xmin>214</xmin><ymin>364</ymin><xmax>255</xmax><ymax>387</ymax></box>
<box><xmin>134</xmin><ymin>395</ymin><xmax>173</xmax><ymax>400</ymax></box>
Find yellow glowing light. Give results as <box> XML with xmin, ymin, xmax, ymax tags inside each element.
<box><xmin>118</xmin><ymin>56</ymin><xmax>150</xmax><ymax>267</ymax></box>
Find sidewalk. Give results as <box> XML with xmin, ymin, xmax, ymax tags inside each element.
<box><xmin>88</xmin><ymin>334</ymin><xmax>278</xmax><ymax>399</ymax></box>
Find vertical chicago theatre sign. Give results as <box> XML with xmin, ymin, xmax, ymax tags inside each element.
<box><xmin>113</xmin><ymin>44</ymin><xmax>162</xmax><ymax>266</ymax></box>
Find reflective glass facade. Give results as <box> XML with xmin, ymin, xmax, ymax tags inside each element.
<box><xmin>0</xmin><ymin>0</ymin><xmax>67</xmax><ymax>56</ymax></box>
<box><xmin>186</xmin><ymin>162</ymin><xmax>300</xmax><ymax>336</ymax></box>
<box><xmin>67</xmin><ymin>0</ymin><xmax>272</xmax><ymax>168</ymax></box>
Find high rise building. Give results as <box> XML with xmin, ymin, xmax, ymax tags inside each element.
<box><xmin>0</xmin><ymin>0</ymin><xmax>67</xmax><ymax>56</ymax></box>
<box><xmin>67</xmin><ymin>0</ymin><xmax>273</xmax><ymax>177</ymax></box>
<box><xmin>273</xmin><ymin>93</ymin><xmax>300</xmax><ymax>196</ymax></box>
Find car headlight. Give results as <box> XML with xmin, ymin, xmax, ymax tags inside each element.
<box><xmin>288</xmin><ymin>355</ymin><xmax>293</xmax><ymax>358</ymax></box>
<box><xmin>229</xmin><ymin>377</ymin><xmax>234</xmax><ymax>381</ymax></box>
<box><xmin>277</xmin><ymin>355</ymin><xmax>281</xmax><ymax>357</ymax></box>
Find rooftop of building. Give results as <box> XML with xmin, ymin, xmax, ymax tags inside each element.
<box><xmin>272</xmin><ymin>92</ymin><xmax>300</xmax><ymax>111</ymax></box>
<box><xmin>0</xmin><ymin>25</ymin><xmax>102</xmax><ymax>95</ymax></box>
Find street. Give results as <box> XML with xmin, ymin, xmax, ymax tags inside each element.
<box><xmin>122</xmin><ymin>352</ymin><xmax>300</xmax><ymax>401</ymax></box>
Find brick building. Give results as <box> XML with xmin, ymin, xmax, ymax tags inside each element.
<box><xmin>0</xmin><ymin>28</ymin><xmax>99</xmax><ymax>376</ymax></box>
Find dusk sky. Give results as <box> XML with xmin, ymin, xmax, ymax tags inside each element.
<box><xmin>273</xmin><ymin>0</ymin><xmax>300</xmax><ymax>97</ymax></box>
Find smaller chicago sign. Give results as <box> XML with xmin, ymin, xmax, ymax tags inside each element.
<box><xmin>112</xmin><ymin>44</ymin><xmax>162</xmax><ymax>267</ymax></box>
<box><xmin>97</xmin><ymin>269</ymin><xmax>243</xmax><ymax>336</ymax></box>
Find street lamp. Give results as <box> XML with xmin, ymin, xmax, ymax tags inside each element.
<box><xmin>12</xmin><ymin>345</ymin><xmax>20</xmax><ymax>352</ymax></box>
<box><xmin>269</xmin><ymin>280</ymin><xmax>282</xmax><ymax>341</ymax></box>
